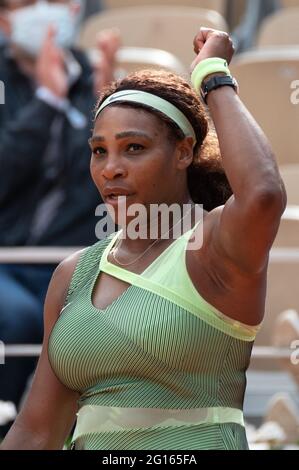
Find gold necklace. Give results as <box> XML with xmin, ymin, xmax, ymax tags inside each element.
<box><xmin>110</xmin><ymin>203</ymin><xmax>195</xmax><ymax>268</ymax></box>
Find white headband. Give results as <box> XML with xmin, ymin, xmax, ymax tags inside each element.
<box><xmin>95</xmin><ymin>90</ymin><xmax>197</xmax><ymax>146</ymax></box>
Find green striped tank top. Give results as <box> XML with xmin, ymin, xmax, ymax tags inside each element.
<box><xmin>48</xmin><ymin>223</ymin><xmax>260</xmax><ymax>450</ymax></box>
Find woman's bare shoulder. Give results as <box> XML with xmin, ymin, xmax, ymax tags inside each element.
<box><xmin>53</xmin><ymin>249</ymin><xmax>86</xmax><ymax>288</ymax></box>
<box><xmin>46</xmin><ymin>236</ymin><xmax>114</xmax><ymax>321</ymax></box>
<box><xmin>44</xmin><ymin>249</ymin><xmax>87</xmax><ymax>324</ymax></box>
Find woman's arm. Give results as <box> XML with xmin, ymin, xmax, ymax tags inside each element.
<box><xmin>193</xmin><ymin>28</ymin><xmax>287</xmax><ymax>274</ymax></box>
<box><xmin>0</xmin><ymin>251</ymin><xmax>83</xmax><ymax>450</ymax></box>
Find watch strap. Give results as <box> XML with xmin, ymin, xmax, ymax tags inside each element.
<box><xmin>201</xmin><ymin>75</ymin><xmax>238</xmax><ymax>104</ymax></box>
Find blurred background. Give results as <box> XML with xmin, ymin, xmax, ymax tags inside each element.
<box><xmin>0</xmin><ymin>0</ymin><xmax>298</xmax><ymax>450</ymax></box>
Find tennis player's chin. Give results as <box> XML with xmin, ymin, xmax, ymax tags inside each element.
<box><xmin>104</xmin><ymin>194</ymin><xmax>138</xmax><ymax>223</ymax></box>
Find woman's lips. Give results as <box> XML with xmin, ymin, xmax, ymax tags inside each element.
<box><xmin>105</xmin><ymin>194</ymin><xmax>135</xmax><ymax>206</ymax></box>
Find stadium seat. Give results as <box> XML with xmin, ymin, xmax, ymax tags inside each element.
<box><xmin>88</xmin><ymin>46</ymin><xmax>188</xmax><ymax>77</ymax></box>
<box><xmin>252</xmin><ymin>255</ymin><xmax>299</xmax><ymax>370</ymax></box>
<box><xmin>280</xmin><ymin>165</ymin><xmax>299</xmax><ymax>205</ymax></box>
<box><xmin>104</xmin><ymin>0</ymin><xmax>227</xmax><ymax>16</ymax></box>
<box><xmin>281</xmin><ymin>0</ymin><xmax>299</xmax><ymax>7</ymax></box>
<box><xmin>78</xmin><ymin>6</ymin><xmax>228</xmax><ymax>68</ymax></box>
<box><xmin>231</xmin><ymin>48</ymin><xmax>299</xmax><ymax>165</ymax></box>
<box><xmin>251</xmin><ymin>208</ymin><xmax>299</xmax><ymax>370</ymax></box>
<box><xmin>273</xmin><ymin>208</ymin><xmax>299</xmax><ymax>248</ymax></box>
<box><xmin>257</xmin><ymin>7</ymin><xmax>299</xmax><ymax>48</ymax></box>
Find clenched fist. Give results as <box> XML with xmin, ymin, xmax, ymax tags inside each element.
<box><xmin>191</xmin><ymin>27</ymin><xmax>235</xmax><ymax>72</ymax></box>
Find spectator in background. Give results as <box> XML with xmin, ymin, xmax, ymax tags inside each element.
<box><xmin>232</xmin><ymin>0</ymin><xmax>280</xmax><ymax>52</ymax></box>
<box><xmin>0</xmin><ymin>25</ymin><xmax>4</xmax><ymax>44</ymax></box>
<box><xmin>83</xmin><ymin>0</ymin><xmax>104</xmax><ymax>20</ymax></box>
<box><xmin>0</xmin><ymin>0</ymin><xmax>120</xmax><ymax>437</ymax></box>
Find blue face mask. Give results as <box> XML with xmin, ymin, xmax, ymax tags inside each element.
<box><xmin>9</xmin><ymin>0</ymin><xmax>83</xmax><ymax>57</ymax></box>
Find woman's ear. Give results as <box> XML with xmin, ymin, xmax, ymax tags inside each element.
<box><xmin>0</xmin><ymin>12</ymin><xmax>11</xmax><ymax>37</ymax></box>
<box><xmin>175</xmin><ymin>136</ymin><xmax>194</xmax><ymax>170</ymax></box>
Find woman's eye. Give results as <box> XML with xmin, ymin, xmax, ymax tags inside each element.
<box><xmin>92</xmin><ymin>147</ymin><xmax>106</xmax><ymax>156</ymax></box>
<box><xmin>127</xmin><ymin>143</ymin><xmax>144</xmax><ymax>152</ymax></box>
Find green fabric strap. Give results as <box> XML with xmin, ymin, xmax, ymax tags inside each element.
<box><xmin>100</xmin><ymin>228</ymin><xmax>260</xmax><ymax>342</ymax></box>
<box><xmin>73</xmin><ymin>405</ymin><xmax>245</xmax><ymax>441</ymax></box>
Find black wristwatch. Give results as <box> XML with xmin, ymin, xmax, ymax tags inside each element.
<box><xmin>201</xmin><ymin>75</ymin><xmax>238</xmax><ymax>104</ymax></box>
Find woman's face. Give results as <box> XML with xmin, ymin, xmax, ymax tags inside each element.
<box><xmin>89</xmin><ymin>105</ymin><xmax>193</xmax><ymax>226</ymax></box>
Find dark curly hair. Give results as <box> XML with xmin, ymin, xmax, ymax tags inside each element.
<box><xmin>95</xmin><ymin>69</ymin><xmax>232</xmax><ymax>212</ymax></box>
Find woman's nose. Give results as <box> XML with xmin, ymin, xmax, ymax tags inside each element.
<box><xmin>101</xmin><ymin>157</ymin><xmax>127</xmax><ymax>180</ymax></box>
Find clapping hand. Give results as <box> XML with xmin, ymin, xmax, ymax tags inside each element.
<box><xmin>35</xmin><ymin>26</ymin><xmax>68</xmax><ymax>99</ymax></box>
<box><xmin>93</xmin><ymin>28</ymin><xmax>121</xmax><ymax>96</ymax></box>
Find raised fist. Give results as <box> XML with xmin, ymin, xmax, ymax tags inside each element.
<box><xmin>191</xmin><ymin>27</ymin><xmax>235</xmax><ymax>72</ymax></box>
